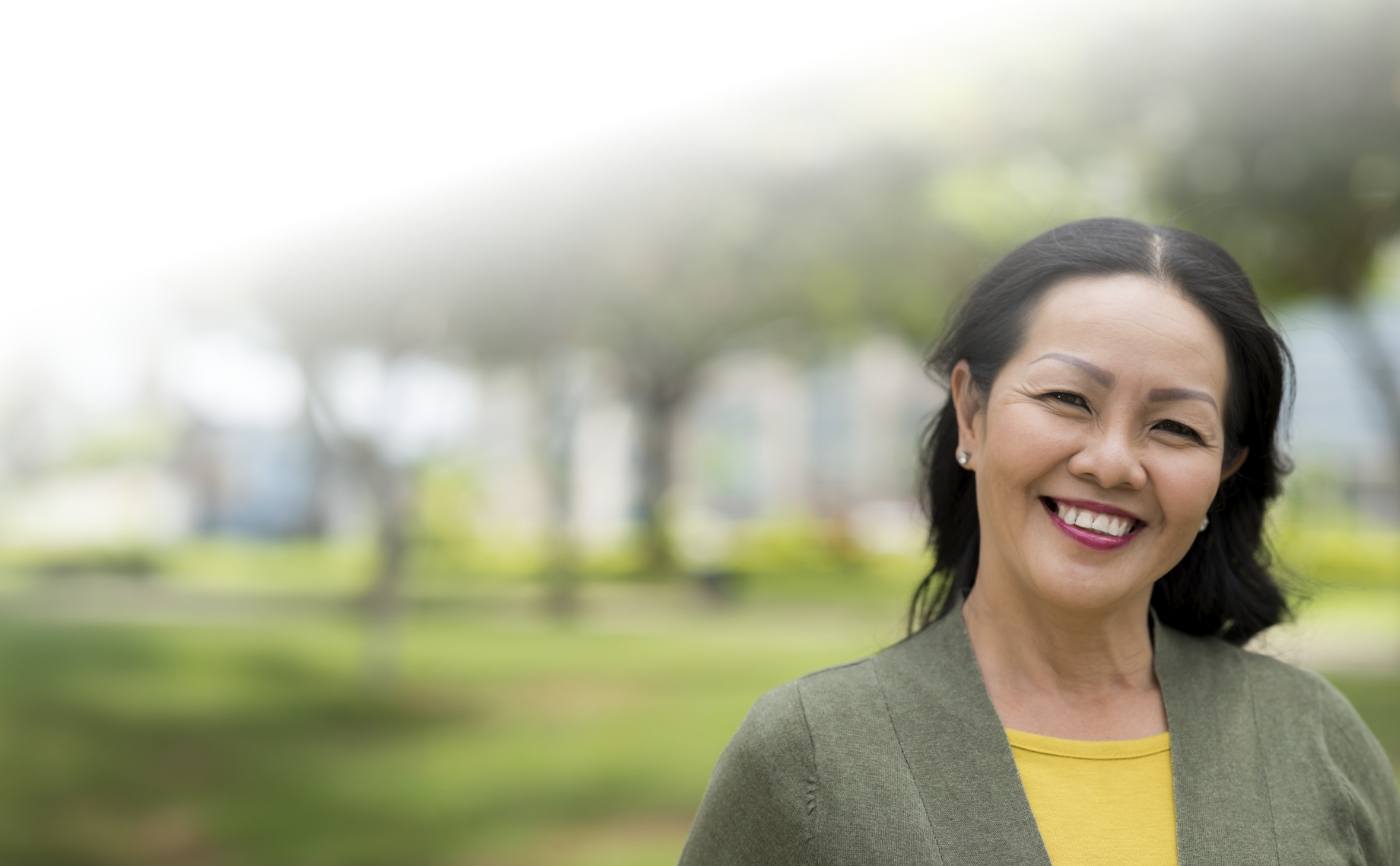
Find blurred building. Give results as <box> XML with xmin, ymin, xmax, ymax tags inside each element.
<box><xmin>0</xmin><ymin>463</ymin><xmax>190</xmax><ymax>546</ymax></box>
<box><xmin>180</xmin><ymin>420</ymin><xmax>329</xmax><ymax>537</ymax></box>
<box><xmin>672</xmin><ymin>337</ymin><xmax>940</xmax><ymax>553</ymax></box>
<box><xmin>1280</xmin><ymin>299</ymin><xmax>1400</xmax><ymax>523</ymax></box>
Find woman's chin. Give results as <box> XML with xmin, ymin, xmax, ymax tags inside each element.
<box><xmin>1025</xmin><ymin>570</ymin><xmax>1152</xmax><ymax>617</ymax></box>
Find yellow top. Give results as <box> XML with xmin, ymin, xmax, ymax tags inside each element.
<box><xmin>1005</xmin><ymin>727</ymin><xmax>1177</xmax><ymax>866</ymax></box>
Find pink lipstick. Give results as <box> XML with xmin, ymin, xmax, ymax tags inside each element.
<box><xmin>1042</xmin><ymin>499</ymin><xmax>1140</xmax><ymax>551</ymax></box>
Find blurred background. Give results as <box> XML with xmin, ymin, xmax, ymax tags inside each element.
<box><xmin>2</xmin><ymin>0</ymin><xmax>1398</xmax><ymax>863</ymax></box>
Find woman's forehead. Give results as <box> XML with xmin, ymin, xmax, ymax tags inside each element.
<box><xmin>1013</xmin><ymin>274</ymin><xmax>1229</xmax><ymax>388</ymax></box>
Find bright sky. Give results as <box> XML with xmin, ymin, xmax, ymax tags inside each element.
<box><xmin>0</xmin><ymin>0</ymin><xmax>1061</xmax><ymax>423</ymax></box>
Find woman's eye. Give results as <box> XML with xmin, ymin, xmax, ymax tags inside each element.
<box><xmin>1045</xmin><ymin>391</ymin><xmax>1089</xmax><ymax>410</ymax></box>
<box><xmin>1155</xmin><ymin>419</ymin><xmax>1202</xmax><ymax>441</ymax></box>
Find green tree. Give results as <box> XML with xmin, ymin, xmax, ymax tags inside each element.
<box><xmin>1109</xmin><ymin>0</ymin><xmax>1400</xmax><ymax>480</ymax></box>
<box><xmin>257</xmin><ymin>215</ymin><xmax>460</xmax><ymax>684</ymax></box>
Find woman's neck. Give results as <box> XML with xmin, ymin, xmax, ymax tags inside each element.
<box><xmin>960</xmin><ymin>579</ymin><xmax>1166</xmax><ymax>739</ymax></box>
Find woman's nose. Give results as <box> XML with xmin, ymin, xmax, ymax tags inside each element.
<box><xmin>1066</xmin><ymin>427</ymin><xmax>1148</xmax><ymax>490</ymax></box>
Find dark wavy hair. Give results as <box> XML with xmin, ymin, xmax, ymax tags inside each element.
<box><xmin>906</xmin><ymin>217</ymin><xmax>1295</xmax><ymax>646</ymax></box>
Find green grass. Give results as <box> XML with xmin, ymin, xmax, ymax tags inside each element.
<box><xmin>0</xmin><ymin>602</ymin><xmax>886</xmax><ymax>866</ymax></box>
<box><xmin>0</xmin><ymin>597</ymin><xmax>1393</xmax><ymax>866</ymax></box>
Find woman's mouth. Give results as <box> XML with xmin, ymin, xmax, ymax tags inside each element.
<box><xmin>1039</xmin><ymin>497</ymin><xmax>1144</xmax><ymax>550</ymax></box>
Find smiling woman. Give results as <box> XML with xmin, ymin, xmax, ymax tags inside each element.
<box><xmin>679</xmin><ymin>218</ymin><xmax>1400</xmax><ymax>865</ymax></box>
<box><xmin>945</xmin><ymin>271</ymin><xmax>1248</xmax><ymax>646</ymax></box>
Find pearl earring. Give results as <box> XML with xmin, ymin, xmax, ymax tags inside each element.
<box><xmin>1199</xmin><ymin>515</ymin><xmax>1210</xmax><ymax>532</ymax></box>
<box><xmin>956</xmin><ymin>450</ymin><xmax>970</xmax><ymax>466</ymax></box>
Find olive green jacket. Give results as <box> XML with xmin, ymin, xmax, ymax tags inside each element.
<box><xmin>679</xmin><ymin>597</ymin><xmax>1400</xmax><ymax>865</ymax></box>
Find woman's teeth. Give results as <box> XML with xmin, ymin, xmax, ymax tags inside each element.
<box><xmin>1056</xmin><ymin>503</ymin><xmax>1135</xmax><ymax>537</ymax></box>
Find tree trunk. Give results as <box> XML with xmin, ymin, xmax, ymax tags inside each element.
<box><xmin>361</xmin><ymin>452</ymin><xmax>414</xmax><ymax>687</ymax></box>
<box><xmin>529</xmin><ymin>359</ymin><xmax>585</xmax><ymax>620</ymax></box>
<box><xmin>293</xmin><ymin>350</ymin><xmax>415</xmax><ymax>688</ymax></box>
<box><xmin>634</xmin><ymin>380</ymin><xmax>686</xmax><ymax>579</ymax></box>
<box><xmin>297</xmin><ymin>371</ymin><xmax>330</xmax><ymax>537</ymax></box>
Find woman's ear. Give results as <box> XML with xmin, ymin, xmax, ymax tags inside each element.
<box><xmin>1222</xmin><ymin>445</ymin><xmax>1249</xmax><ymax>481</ymax></box>
<box><xmin>949</xmin><ymin>360</ymin><xmax>983</xmax><ymax>466</ymax></box>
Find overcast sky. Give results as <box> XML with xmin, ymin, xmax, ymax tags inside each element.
<box><xmin>1</xmin><ymin>2</ymin><xmax>945</xmax><ymax>402</ymax></box>
<box><xmin>0</xmin><ymin>0</ymin><xmax>1116</xmax><ymax>422</ymax></box>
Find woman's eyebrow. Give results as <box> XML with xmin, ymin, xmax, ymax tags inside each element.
<box><xmin>1032</xmin><ymin>353</ymin><xmax>1220</xmax><ymax>411</ymax></box>
<box><xmin>1030</xmin><ymin>352</ymin><xmax>1114</xmax><ymax>387</ymax></box>
<box><xmin>1148</xmin><ymin>387</ymin><xmax>1218</xmax><ymax>410</ymax></box>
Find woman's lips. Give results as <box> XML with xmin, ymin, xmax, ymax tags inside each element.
<box><xmin>1041</xmin><ymin>498</ymin><xmax>1140</xmax><ymax>551</ymax></box>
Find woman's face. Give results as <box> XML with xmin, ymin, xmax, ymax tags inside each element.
<box><xmin>952</xmin><ymin>273</ymin><xmax>1244</xmax><ymax>615</ymax></box>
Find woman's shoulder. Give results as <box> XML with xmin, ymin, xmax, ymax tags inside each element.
<box><xmin>732</xmin><ymin>634</ymin><xmax>939</xmax><ymax>758</ymax></box>
<box><xmin>683</xmin><ymin>646</ymin><xmax>932</xmax><ymax>864</ymax></box>
<box><xmin>1162</xmin><ymin>623</ymin><xmax>1374</xmax><ymax>728</ymax></box>
<box><xmin>1237</xmin><ymin>636</ymin><xmax>1400</xmax><ymax>853</ymax></box>
<box><xmin>1158</xmin><ymin>620</ymin><xmax>1342</xmax><ymax>698</ymax></box>
<box><xmin>1162</xmin><ymin>624</ymin><xmax>1399</xmax><ymax>857</ymax></box>
<box><xmin>1167</xmin><ymin>627</ymin><xmax>1397</xmax><ymax>805</ymax></box>
<box><xmin>741</xmin><ymin>652</ymin><xmax>885</xmax><ymax>737</ymax></box>
<box><xmin>1177</xmin><ymin>626</ymin><xmax>1369</xmax><ymax>717</ymax></box>
<box><xmin>693</xmin><ymin>657</ymin><xmax>885</xmax><ymax>835</ymax></box>
<box><xmin>1236</xmin><ymin>639</ymin><xmax>1393</xmax><ymax>762</ymax></box>
<box><xmin>749</xmin><ymin>624</ymin><xmax>974</xmax><ymax>742</ymax></box>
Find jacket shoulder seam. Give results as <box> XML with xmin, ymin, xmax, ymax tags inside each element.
<box><xmin>795</xmin><ymin>656</ymin><xmax>873</xmax><ymax>683</ymax></box>
<box><xmin>794</xmin><ymin>680</ymin><xmax>820</xmax><ymax>860</ymax></box>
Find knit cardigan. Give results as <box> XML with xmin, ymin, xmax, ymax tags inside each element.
<box><xmin>678</xmin><ymin>596</ymin><xmax>1400</xmax><ymax>865</ymax></box>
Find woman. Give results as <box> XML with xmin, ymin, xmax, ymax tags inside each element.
<box><xmin>678</xmin><ymin>218</ymin><xmax>1400</xmax><ymax>865</ymax></box>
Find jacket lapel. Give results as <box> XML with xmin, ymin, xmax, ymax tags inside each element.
<box><xmin>873</xmin><ymin>596</ymin><xmax>1051</xmax><ymax>865</ymax></box>
<box><xmin>1153</xmin><ymin>613</ymin><xmax>1279</xmax><ymax>864</ymax></box>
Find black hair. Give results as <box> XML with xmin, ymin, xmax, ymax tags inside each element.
<box><xmin>906</xmin><ymin>217</ymin><xmax>1294</xmax><ymax>646</ymax></box>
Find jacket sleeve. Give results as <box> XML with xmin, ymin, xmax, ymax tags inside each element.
<box><xmin>678</xmin><ymin>681</ymin><xmax>817</xmax><ymax>866</ymax></box>
<box><xmin>1313</xmin><ymin>674</ymin><xmax>1400</xmax><ymax>863</ymax></box>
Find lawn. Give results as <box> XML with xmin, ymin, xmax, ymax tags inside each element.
<box><xmin>0</xmin><ymin>593</ymin><xmax>1394</xmax><ymax>866</ymax></box>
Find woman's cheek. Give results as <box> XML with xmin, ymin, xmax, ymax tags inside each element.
<box><xmin>1153</xmin><ymin>453</ymin><xmax>1225</xmax><ymax>515</ymax></box>
<box><xmin>999</xmin><ymin>403</ymin><xmax>1073</xmax><ymax>442</ymax></box>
